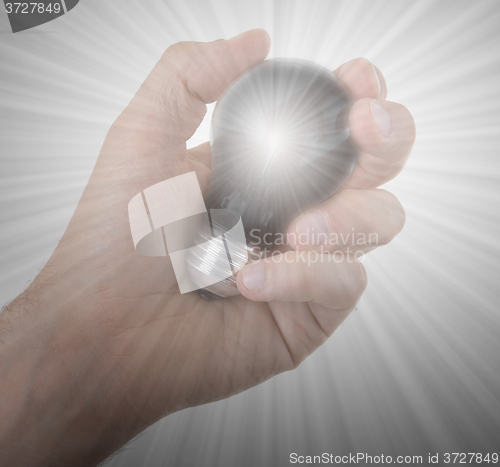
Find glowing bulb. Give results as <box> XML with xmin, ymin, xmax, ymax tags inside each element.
<box><xmin>263</xmin><ymin>129</ymin><xmax>284</xmax><ymax>149</ymax></box>
<box><xmin>188</xmin><ymin>58</ymin><xmax>358</xmax><ymax>299</ymax></box>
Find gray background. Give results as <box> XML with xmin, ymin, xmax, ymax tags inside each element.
<box><xmin>1</xmin><ymin>0</ymin><xmax>499</xmax><ymax>465</ymax></box>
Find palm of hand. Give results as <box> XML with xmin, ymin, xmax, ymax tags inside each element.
<box><xmin>74</xmin><ymin>140</ymin><xmax>331</xmax><ymax>424</ymax></box>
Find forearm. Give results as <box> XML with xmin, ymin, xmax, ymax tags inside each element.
<box><xmin>0</xmin><ymin>268</ymin><xmax>137</xmax><ymax>466</ymax></box>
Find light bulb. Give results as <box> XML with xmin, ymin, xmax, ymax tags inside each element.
<box><xmin>188</xmin><ymin>58</ymin><xmax>358</xmax><ymax>299</ymax></box>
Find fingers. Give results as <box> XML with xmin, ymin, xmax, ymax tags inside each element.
<box><xmin>109</xmin><ymin>29</ymin><xmax>270</xmax><ymax>154</ymax></box>
<box><xmin>286</xmin><ymin>188</ymin><xmax>405</xmax><ymax>253</ymax></box>
<box><xmin>341</xmin><ymin>98</ymin><xmax>416</xmax><ymax>190</ymax></box>
<box><xmin>349</xmin><ymin>98</ymin><xmax>416</xmax><ymax>162</ymax></box>
<box><xmin>334</xmin><ymin>57</ymin><xmax>387</xmax><ymax>100</ymax></box>
<box><xmin>237</xmin><ymin>251</ymin><xmax>367</xmax><ymax>311</ymax></box>
<box><xmin>332</xmin><ymin>58</ymin><xmax>416</xmax><ymax>190</ymax></box>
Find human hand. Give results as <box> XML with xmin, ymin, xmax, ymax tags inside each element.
<box><xmin>0</xmin><ymin>29</ymin><xmax>415</xmax><ymax>466</ymax></box>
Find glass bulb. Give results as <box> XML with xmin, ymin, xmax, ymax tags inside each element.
<box><xmin>189</xmin><ymin>58</ymin><xmax>358</xmax><ymax>299</ymax></box>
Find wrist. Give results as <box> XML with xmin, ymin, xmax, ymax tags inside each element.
<box><xmin>0</xmin><ymin>263</ymin><xmax>142</xmax><ymax>466</ymax></box>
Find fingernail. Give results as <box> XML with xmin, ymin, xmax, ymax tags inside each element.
<box><xmin>242</xmin><ymin>263</ymin><xmax>265</xmax><ymax>292</ymax></box>
<box><xmin>370</xmin><ymin>101</ymin><xmax>391</xmax><ymax>137</ymax></box>
<box><xmin>371</xmin><ymin>63</ymin><xmax>381</xmax><ymax>96</ymax></box>
<box><xmin>296</xmin><ymin>211</ymin><xmax>329</xmax><ymax>246</ymax></box>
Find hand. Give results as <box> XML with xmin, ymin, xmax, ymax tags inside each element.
<box><xmin>0</xmin><ymin>30</ymin><xmax>415</xmax><ymax>466</ymax></box>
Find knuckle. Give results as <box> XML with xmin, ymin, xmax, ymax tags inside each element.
<box><xmin>161</xmin><ymin>42</ymin><xmax>200</xmax><ymax>85</ymax></box>
<box><xmin>343</xmin><ymin>260</ymin><xmax>367</xmax><ymax>307</ymax></box>
<box><xmin>336</xmin><ymin>188</ymin><xmax>370</xmax><ymax>215</ymax></box>
<box><xmin>163</xmin><ymin>41</ymin><xmax>192</xmax><ymax>64</ymax></box>
<box><xmin>395</xmin><ymin>103</ymin><xmax>417</xmax><ymax>149</ymax></box>
<box><xmin>378</xmin><ymin>189</ymin><xmax>406</xmax><ymax>239</ymax></box>
<box><xmin>349</xmin><ymin>99</ymin><xmax>386</xmax><ymax>150</ymax></box>
<box><xmin>357</xmin><ymin>261</ymin><xmax>368</xmax><ymax>295</ymax></box>
<box><xmin>392</xmin><ymin>199</ymin><xmax>406</xmax><ymax>236</ymax></box>
<box><xmin>320</xmin><ymin>259</ymin><xmax>367</xmax><ymax>309</ymax></box>
<box><xmin>406</xmin><ymin>109</ymin><xmax>417</xmax><ymax>146</ymax></box>
<box><xmin>335</xmin><ymin>187</ymin><xmax>364</xmax><ymax>207</ymax></box>
<box><xmin>361</xmin><ymin>191</ymin><xmax>404</xmax><ymax>246</ymax></box>
<box><xmin>341</xmin><ymin>58</ymin><xmax>381</xmax><ymax>100</ymax></box>
<box><xmin>373</xmin><ymin>64</ymin><xmax>387</xmax><ymax>99</ymax></box>
<box><xmin>354</xmin><ymin>57</ymin><xmax>373</xmax><ymax>71</ymax></box>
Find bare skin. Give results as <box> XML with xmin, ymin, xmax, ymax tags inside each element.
<box><xmin>0</xmin><ymin>29</ymin><xmax>415</xmax><ymax>466</ymax></box>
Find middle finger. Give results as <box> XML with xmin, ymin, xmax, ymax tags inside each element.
<box><xmin>285</xmin><ymin>188</ymin><xmax>406</xmax><ymax>254</ymax></box>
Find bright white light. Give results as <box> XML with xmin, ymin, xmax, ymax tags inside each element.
<box><xmin>264</xmin><ymin>130</ymin><xmax>284</xmax><ymax>150</ymax></box>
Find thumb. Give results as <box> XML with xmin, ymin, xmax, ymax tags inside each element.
<box><xmin>106</xmin><ymin>29</ymin><xmax>271</xmax><ymax>159</ymax></box>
